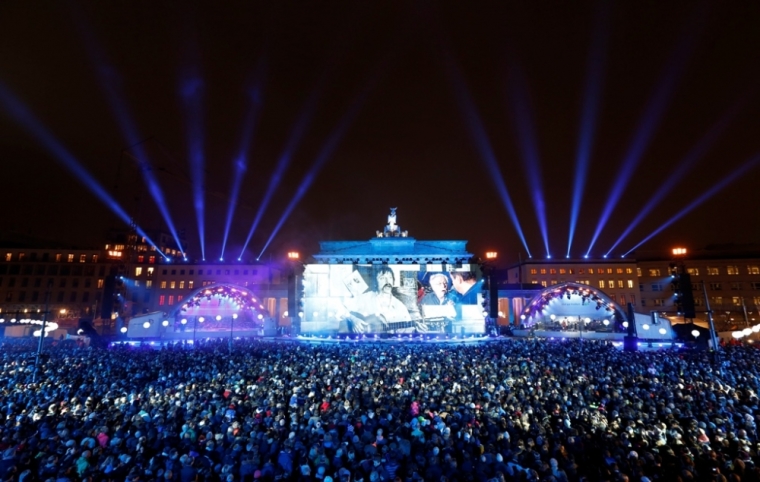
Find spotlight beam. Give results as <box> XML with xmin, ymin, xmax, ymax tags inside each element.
<box><xmin>239</xmin><ymin>78</ymin><xmax>327</xmax><ymax>260</ymax></box>
<box><xmin>585</xmin><ymin>12</ymin><xmax>701</xmax><ymax>256</ymax></box>
<box><xmin>605</xmin><ymin>95</ymin><xmax>747</xmax><ymax>256</ymax></box>
<box><xmin>180</xmin><ymin>61</ymin><xmax>207</xmax><ymax>260</ymax></box>
<box><xmin>445</xmin><ymin>57</ymin><xmax>531</xmax><ymax>257</ymax></box>
<box><xmin>221</xmin><ymin>59</ymin><xmax>268</xmax><ymax>261</ymax></box>
<box><xmin>257</xmin><ymin>74</ymin><xmax>377</xmax><ymax>260</ymax></box>
<box><xmin>72</xmin><ymin>12</ymin><xmax>186</xmax><ymax>258</ymax></box>
<box><xmin>567</xmin><ymin>1</ymin><xmax>611</xmax><ymax>257</ymax></box>
<box><xmin>623</xmin><ymin>151</ymin><xmax>760</xmax><ymax>256</ymax></box>
<box><xmin>0</xmin><ymin>81</ymin><xmax>165</xmax><ymax>256</ymax></box>
<box><xmin>506</xmin><ymin>64</ymin><xmax>550</xmax><ymax>258</ymax></box>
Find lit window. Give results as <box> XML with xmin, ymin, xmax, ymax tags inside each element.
<box><xmin>687</xmin><ymin>268</ymin><xmax>699</xmax><ymax>276</ymax></box>
<box><xmin>170</xmin><ymin>281</ymin><xmax>176</xmax><ymax>289</ymax></box>
<box><xmin>648</xmin><ymin>269</ymin><xmax>660</xmax><ymax>276</ymax></box>
<box><xmin>712</xmin><ymin>296</ymin><xmax>723</xmax><ymax>305</ymax></box>
<box><xmin>568</xmin><ymin>269</ymin><xmax>574</xmax><ymax>274</ymax></box>
<box><xmin>588</xmin><ymin>268</ymin><xmax>594</xmax><ymax>274</ymax></box>
<box><xmin>530</xmin><ymin>279</ymin><xmax>537</xmax><ymax>285</ymax></box>
<box><xmin>67</xmin><ymin>254</ymin><xmax>74</xmax><ymax>262</ymax></box>
<box><xmin>609</xmin><ymin>280</ymin><xmax>615</xmax><ymax>288</ymax></box>
<box><xmin>616</xmin><ymin>268</ymin><xmax>623</xmax><ymax>274</ymax></box>
<box><xmin>168</xmin><ymin>295</ymin><xmax>174</xmax><ymax>305</ymax></box>
<box><xmin>146</xmin><ymin>280</ymin><xmax>153</xmax><ymax>289</ymax></box>
<box><xmin>627</xmin><ymin>280</ymin><xmax>634</xmax><ymax>289</ymax></box>
<box><xmin>92</xmin><ymin>255</ymin><xmax>98</xmax><ymax>263</ymax></box>
<box><xmin>134</xmin><ymin>280</ymin><xmax>141</xmax><ymax>287</ymax></box>
<box><xmin>617</xmin><ymin>280</ymin><xmax>624</xmax><ymax>288</ymax></box>
<box><xmin>626</xmin><ymin>268</ymin><xmax>633</xmax><ymax>274</ymax></box>
<box><xmin>159</xmin><ymin>295</ymin><xmax>165</xmax><ymax>305</ymax></box>
<box><xmin>559</xmin><ymin>269</ymin><xmax>566</xmax><ymax>274</ymax></box>
<box><xmin>727</xmin><ymin>266</ymin><xmax>740</xmax><ymax>275</ymax></box>
<box><xmin>80</xmin><ymin>254</ymin><xmax>86</xmax><ymax>263</ymax></box>
<box><xmin>540</xmin><ymin>269</ymin><xmax>546</xmax><ymax>275</ymax></box>
<box><xmin>707</xmin><ymin>267</ymin><xmax>719</xmax><ymax>275</ymax></box>
<box><xmin>578</xmin><ymin>269</ymin><xmax>585</xmax><ymax>275</ymax></box>
<box><xmin>732</xmin><ymin>297</ymin><xmax>742</xmax><ymax>306</ymax></box>
<box><xmin>530</xmin><ymin>269</ymin><xmax>537</xmax><ymax>275</ymax></box>
<box><xmin>160</xmin><ymin>281</ymin><xmax>167</xmax><ymax>289</ymax></box>
<box><xmin>636</xmin><ymin>268</ymin><xmax>642</xmax><ymax>277</ymax></box>
<box><xmin>97</xmin><ymin>278</ymin><xmax>104</xmax><ymax>288</ymax></box>
<box><xmin>188</xmin><ymin>281</ymin><xmax>194</xmax><ymax>289</ymax></box>
<box><xmin>55</xmin><ymin>253</ymin><xmax>62</xmax><ymax>262</ymax></box>
<box><xmin>4</xmin><ymin>253</ymin><xmax>10</xmax><ymax>261</ymax></box>
<box><xmin>599</xmin><ymin>280</ymin><xmax>606</xmax><ymax>289</ymax></box>
<box><xmin>149</xmin><ymin>256</ymin><xmax>156</xmax><ymax>264</ymax></box>
<box><xmin>549</xmin><ymin>269</ymin><xmax>557</xmax><ymax>275</ymax></box>
<box><xmin>550</xmin><ymin>280</ymin><xmax>557</xmax><ymax>286</ymax></box>
<box><xmin>619</xmin><ymin>295</ymin><xmax>626</xmax><ymax>304</ymax></box>
<box><xmin>18</xmin><ymin>253</ymin><xmax>25</xmax><ymax>261</ymax></box>
<box><xmin>607</xmin><ymin>268</ymin><xmax>613</xmax><ymax>274</ymax></box>
<box><xmin>748</xmin><ymin>266</ymin><xmax>760</xmax><ymax>275</ymax></box>
<box><xmin>147</xmin><ymin>267</ymin><xmax>154</xmax><ymax>277</ymax></box>
<box><xmin>540</xmin><ymin>281</ymin><xmax>547</xmax><ymax>287</ymax></box>
<box><xmin>135</xmin><ymin>267</ymin><xmax>143</xmax><ymax>277</ymax></box>
<box><xmin>179</xmin><ymin>280</ymin><xmax>185</xmax><ymax>289</ymax></box>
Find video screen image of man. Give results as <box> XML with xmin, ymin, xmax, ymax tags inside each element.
<box><xmin>340</xmin><ymin>267</ymin><xmax>426</xmax><ymax>334</ymax></box>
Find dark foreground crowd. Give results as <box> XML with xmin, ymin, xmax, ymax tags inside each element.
<box><xmin>1</xmin><ymin>336</ymin><xmax>759</xmax><ymax>482</ymax></box>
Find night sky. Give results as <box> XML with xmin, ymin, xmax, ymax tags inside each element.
<box><xmin>1</xmin><ymin>2</ymin><xmax>759</xmax><ymax>264</ymax></box>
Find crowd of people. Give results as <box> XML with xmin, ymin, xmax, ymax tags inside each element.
<box><xmin>1</xmin><ymin>335</ymin><xmax>759</xmax><ymax>482</ymax></box>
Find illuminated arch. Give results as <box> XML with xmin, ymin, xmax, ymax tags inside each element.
<box><xmin>169</xmin><ymin>283</ymin><xmax>273</xmax><ymax>322</ymax></box>
<box><xmin>520</xmin><ymin>282</ymin><xmax>627</xmax><ymax>329</ymax></box>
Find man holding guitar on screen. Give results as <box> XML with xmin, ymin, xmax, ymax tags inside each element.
<box><xmin>339</xmin><ymin>267</ymin><xmax>429</xmax><ymax>334</ymax></box>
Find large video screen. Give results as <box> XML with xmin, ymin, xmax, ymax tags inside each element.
<box><xmin>300</xmin><ymin>264</ymin><xmax>485</xmax><ymax>335</ymax></box>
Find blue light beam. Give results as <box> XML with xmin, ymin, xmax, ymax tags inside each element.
<box><xmin>446</xmin><ymin>58</ymin><xmax>531</xmax><ymax>257</ymax></box>
<box><xmin>257</xmin><ymin>80</ymin><xmax>374</xmax><ymax>259</ymax></box>
<box><xmin>239</xmin><ymin>78</ymin><xmax>327</xmax><ymax>260</ymax></box>
<box><xmin>0</xmin><ymin>81</ymin><xmax>165</xmax><ymax>256</ymax></box>
<box><xmin>585</xmin><ymin>14</ymin><xmax>701</xmax><ymax>256</ymax></box>
<box><xmin>220</xmin><ymin>60</ymin><xmax>268</xmax><ymax>261</ymax></box>
<box><xmin>605</xmin><ymin>96</ymin><xmax>746</xmax><ymax>256</ymax></box>
<box><xmin>623</xmin><ymin>152</ymin><xmax>760</xmax><ymax>256</ymax></box>
<box><xmin>506</xmin><ymin>65</ymin><xmax>551</xmax><ymax>258</ymax></box>
<box><xmin>73</xmin><ymin>12</ymin><xmax>186</xmax><ymax>258</ymax></box>
<box><xmin>180</xmin><ymin>67</ymin><xmax>207</xmax><ymax>260</ymax></box>
<box><xmin>567</xmin><ymin>2</ymin><xmax>611</xmax><ymax>257</ymax></box>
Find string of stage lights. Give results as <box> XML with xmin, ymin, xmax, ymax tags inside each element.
<box><xmin>567</xmin><ymin>1</ymin><xmax>610</xmax><ymax>259</ymax></box>
<box><xmin>0</xmin><ymin>81</ymin><xmax>166</xmax><ymax>258</ymax></box>
<box><xmin>71</xmin><ymin>10</ymin><xmax>187</xmax><ymax>263</ymax></box>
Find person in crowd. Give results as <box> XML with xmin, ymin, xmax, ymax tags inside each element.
<box><xmin>2</xmin><ymin>334</ymin><xmax>760</xmax><ymax>482</ymax></box>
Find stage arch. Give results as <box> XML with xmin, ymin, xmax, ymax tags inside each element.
<box><xmin>168</xmin><ymin>283</ymin><xmax>274</xmax><ymax>333</ymax></box>
<box><xmin>519</xmin><ymin>282</ymin><xmax>628</xmax><ymax>331</ymax></box>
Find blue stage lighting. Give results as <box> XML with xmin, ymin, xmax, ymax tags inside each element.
<box><xmin>507</xmin><ymin>64</ymin><xmax>551</xmax><ymax>257</ymax></box>
<box><xmin>568</xmin><ymin>2</ymin><xmax>610</xmax><ymax>257</ymax></box>
<box><xmin>0</xmin><ymin>81</ymin><xmax>166</xmax><ymax>257</ymax></box>
<box><xmin>239</xmin><ymin>80</ymin><xmax>325</xmax><ymax>259</ymax></box>
<box><xmin>257</xmin><ymin>72</ymin><xmax>376</xmax><ymax>259</ymax></box>
<box><xmin>624</xmin><ymin>151</ymin><xmax>760</xmax><ymax>256</ymax></box>
<box><xmin>73</xmin><ymin>18</ymin><xmax>185</xmax><ymax>261</ymax></box>
<box><xmin>584</xmin><ymin>255</ymin><xmax>589</xmax><ymax>259</ymax></box>
<box><xmin>446</xmin><ymin>57</ymin><xmax>531</xmax><ymax>257</ymax></box>
<box><xmin>604</xmin><ymin>95</ymin><xmax>746</xmax><ymax>256</ymax></box>
<box><xmin>587</xmin><ymin>21</ymin><xmax>699</xmax><ymax>255</ymax></box>
<box><xmin>546</xmin><ymin>255</ymin><xmax>552</xmax><ymax>259</ymax></box>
